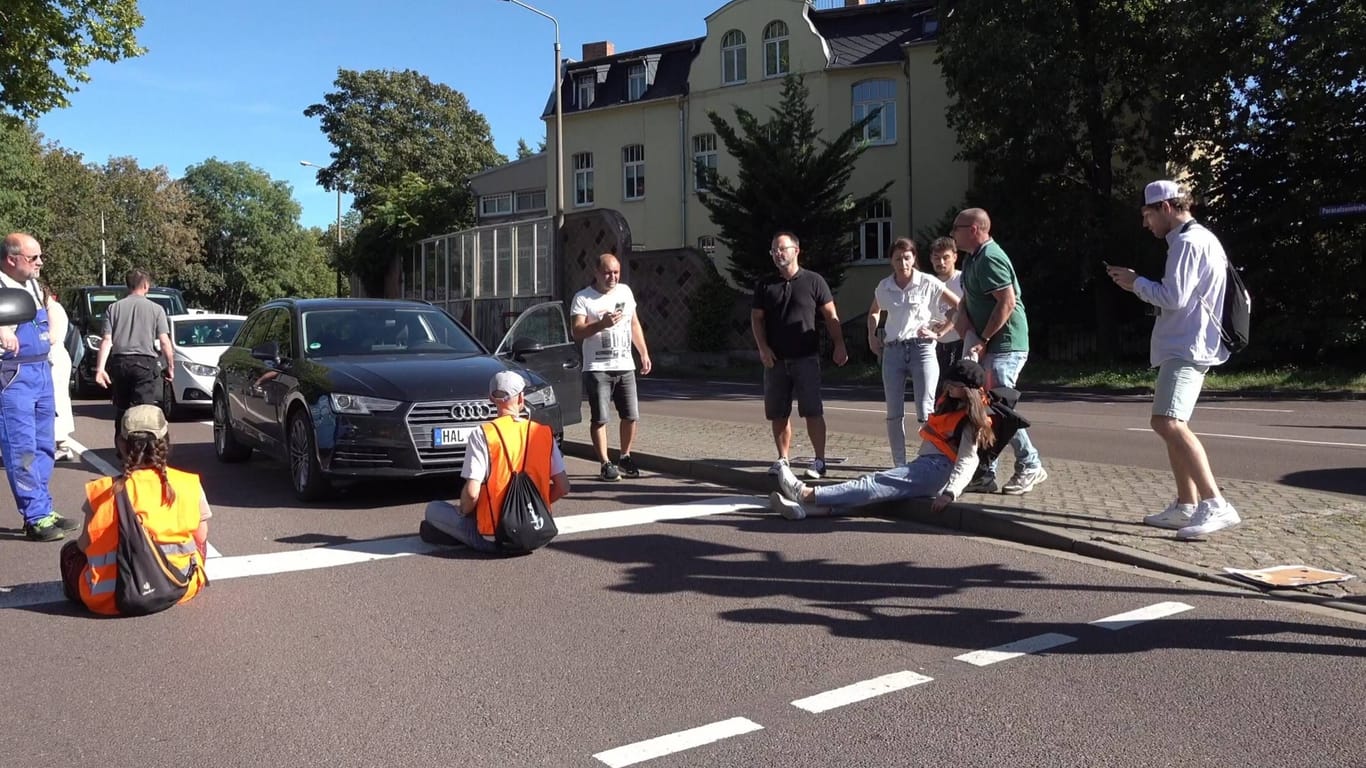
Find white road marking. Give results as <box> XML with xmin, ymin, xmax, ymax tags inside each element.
<box><xmin>593</xmin><ymin>717</ymin><xmax>763</xmax><ymax>768</ymax></box>
<box><xmin>825</xmin><ymin>406</ymin><xmax>886</xmax><ymax>415</ymax></box>
<box><xmin>0</xmin><ymin>496</ymin><xmax>759</xmax><ymax>609</ymax></box>
<box><xmin>791</xmin><ymin>671</ymin><xmax>934</xmax><ymax>713</ymax></box>
<box><xmin>1198</xmin><ymin>406</ymin><xmax>1294</xmax><ymax>413</ymax></box>
<box><xmin>954</xmin><ymin>632</ymin><xmax>1077</xmax><ymax>666</ymax></box>
<box><xmin>1089</xmin><ymin>601</ymin><xmax>1193</xmax><ymax>630</ymax></box>
<box><xmin>65</xmin><ymin>438</ymin><xmax>223</xmax><ymax>558</ymax></box>
<box><xmin>1124</xmin><ymin>428</ymin><xmax>1365</xmax><ymax>449</ymax></box>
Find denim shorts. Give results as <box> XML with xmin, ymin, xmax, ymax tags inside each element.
<box><xmin>1153</xmin><ymin>359</ymin><xmax>1208</xmax><ymax>421</ymax></box>
<box><xmin>585</xmin><ymin>370</ymin><xmax>639</xmax><ymax>424</ymax></box>
<box><xmin>764</xmin><ymin>355</ymin><xmax>823</xmax><ymax>420</ymax></box>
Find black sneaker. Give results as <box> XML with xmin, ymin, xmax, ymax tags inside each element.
<box><xmin>418</xmin><ymin>520</ymin><xmax>460</xmax><ymax>547</ymax></box>
<box><xmin>24</xmin><ymin>515</ymin><xmax>66</xmax><ymax>542</ymax></box>
<box><xmin>618</xmin><ymin>454</ymin><xmax>641</xmax><ymax>478</ymax></box>
<box><xmin>50</xmin><ymin>514</ymin><xmax>81</xmax><ymax>532</ymax></box>
<box><xmin>600</xmin><ymin>462</ymin><xmax>621</xmax><ymax>482</ymax></box>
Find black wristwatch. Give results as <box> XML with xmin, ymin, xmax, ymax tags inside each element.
<box><xmin>941</xmin><ymin>489</ymin><xmax>956</xmax><ymax>501</ymax></box>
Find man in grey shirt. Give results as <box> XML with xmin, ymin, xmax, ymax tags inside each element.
<box><xmin>94</xmin><ymin>269</ymin><xmax>174</xmax><ymax>445</ymax></box>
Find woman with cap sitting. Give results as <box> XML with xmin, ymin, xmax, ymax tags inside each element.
<box><xmin>770</xmin><ymin>359</ymin><xmax>996</xmax><ymax>520</ymax></box>
<box><xmin>59</xmin><ymin>404</ymin><xmax>211</xmax><ymax>615</ymax></box>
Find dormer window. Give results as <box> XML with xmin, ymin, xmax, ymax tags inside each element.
<box><xmin>576</xmin><ymin>74</ymin><xmax>595</xmax><ymax>108</ymax></box>
<box><xmin>763</xmin><ymin>21</ymin><xmax>789</xmax><ymax>78</ymax></box>
<box><xmin>627</xmin><ymin>63</ymin><xmax>647</xmax><ymax>101</ymax></box>
<box><xmin>721</xmin><ymin>29</ymin><xmax>747</xmax><ymax>85</ymax></box>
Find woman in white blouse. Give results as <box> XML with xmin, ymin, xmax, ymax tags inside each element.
<box><xmin>40</xmin><ymin>281</ymin><xmax>76</xmax><ymax>461</ymax></box>
<box><xmin>867</xmin><ymin>238</ymin><xmax>959</xmax><ymax>465</ymax></box>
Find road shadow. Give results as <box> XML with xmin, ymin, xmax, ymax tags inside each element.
<box><xmin>1277</xmin><ymin>467</ymin><xmax>1366</xmax><ymax>498</ymax></box>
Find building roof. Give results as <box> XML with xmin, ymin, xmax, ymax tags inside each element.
<box><xmin>811</xmin><ymin>0</ymin><xmax>938</xmax><ymax>68</ymax></box>
<box><xmin>542</xmin><ymin>38</ymin><xmax>704</xmax><ymax>119</ymax></box>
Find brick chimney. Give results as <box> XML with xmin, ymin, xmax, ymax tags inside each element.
<box><xmin>582</xmin><ymin>41</ymin><xmax>615</xmax><ymax>61</ymax></box>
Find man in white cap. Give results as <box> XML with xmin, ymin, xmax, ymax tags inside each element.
<box><xmin>420</xmin><ymin>370</ymin><xmax>570</xmax><ymax>552</ymax></box>
<box><xmin>1105</xmin><ymin>180</ymin><xmax>1239</xmax><ymax>539</ymax></box>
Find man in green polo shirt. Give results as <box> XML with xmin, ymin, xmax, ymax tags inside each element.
<box><xmin>951</xmin><ymin>207</ymin><xmax>1047</xmax><ymax>495</ymax></box>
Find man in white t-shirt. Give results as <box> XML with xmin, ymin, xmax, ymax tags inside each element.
<box><xmin>928</xmin><ymin>236</ymin><xmax>964</xmax><ymax>387</ymax></box>
<box><xmin>570</xmin><ymin>253</ymin><xmax>652</xmax><ymax>482</ymax></box>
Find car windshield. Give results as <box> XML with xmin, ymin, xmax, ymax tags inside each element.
<box><xmin>173</xmin><ymin>318</ymin><xmax>243</xmax><ymax>347</ymax></box>
<box><xmin>301</xmin><ymin>307</ymin><xmax>484</xmax><ymax>357</ymax></box>
<box><xmin>89</xmin><ymin>290</ymin><xmax>184</xmax><ymax>323</ymax></box>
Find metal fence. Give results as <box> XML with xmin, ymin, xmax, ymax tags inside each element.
<box><xmin>404</xmin><ymin>216</ymin><xmax>555</xmax><ymax>349</ymax></box>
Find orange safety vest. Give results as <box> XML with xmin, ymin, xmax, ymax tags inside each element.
<box><xmin>476</xmin><ymin>415</ymin><xmax>555</xmax><ymax>537</ymax></box>
<box><xmin>918</xmin><ymin>394</ymin><xmax>992</xmax><ymax>462</ymax></box>
<box><xmin>79</xmin><ymin>468</ymin><xmax>208</xmax><ymax>615</ymax></box>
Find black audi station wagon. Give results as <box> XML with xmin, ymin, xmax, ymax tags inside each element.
<box><xmin>212</xmin><ymin>298</ymin><xmax>581</xmax><ymax>501</ymax></box>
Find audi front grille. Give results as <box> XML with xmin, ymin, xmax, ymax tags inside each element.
<box><xmin>406</xmin><ymin>399</ymin><xmax>499</xmax><ymax>466</ymax></box>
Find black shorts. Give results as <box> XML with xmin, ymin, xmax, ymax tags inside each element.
<box><xmin>763</xmin><ymin>355</ymin><xmax>823</xmax><ymax>420</ymax></box>
<box><xmin>585</xmin><ymin>370</ymin><xmax>639</xmax><ymax>424</ymax></box>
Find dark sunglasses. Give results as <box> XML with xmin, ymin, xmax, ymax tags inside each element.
<box><xmin>19</xmin><ymin>252</ymin><xmax>43</xmax><ymax>263</ymax></box>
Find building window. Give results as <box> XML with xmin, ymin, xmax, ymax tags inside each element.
<box><xmin>627</xmin><ymin>63</ymin><xmax>647</xmax><ymax>101</ymax></box>
<box><xmin>697</xmin><ymin>235</ymin><xmax>716</xmax><ymax>255</ymax></box>
<box><xmin>692</xmin><ymin>133</ymin><xmax>718</xmax><ymax>192</ymax></box>
<box><xmin>573</xmin><ymin>152</ymin><xmax>594</xmax><ymax>207</ymax></box>
<box><xmin>721</xmin><ymin>29</ymin><xmax>747</xmax><ymax>85</ymax></box>
<box><xmin>856</xmin><ymin>198</ymin><xmax>893</xmax><ymax>261</ymax></box>
<box><xmin>763</xmin><ymin>21</ymin><xmax>789</xmax><ymax>78</ymax></box>
<box><xmin>575</xmin><ymin>74</ymin><xmax>595</xmax><ymax>108</ymax></box>
<box><xmin>853</xmin><ymin>79</ymin><xmax>897</xmax><ymax>145</ymax></box>
<box><xmin>514</xmin><ymin>189</ymin><xmax>546</xmax><ymax>212</ymax></box>
<box><xmin>479</xmin><ymin>193</ymin><xmax>512</xmax><ymax>217</ymax></box>
<box><xmin>622</xmin><ymin>144</ymin><xmax>645</xmax><ymax>200</ymax></box>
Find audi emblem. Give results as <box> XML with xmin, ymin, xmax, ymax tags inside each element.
<box><xmin>449</xmin><ymin>401</ymin><xmax>493</xmax><ymax>421</ymax></box>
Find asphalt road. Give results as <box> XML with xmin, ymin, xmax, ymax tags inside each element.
<box><xmin>2</xmin><ymin>401</ymin><xmax>1364</xmax><ymax>768</ymax></box>
<box><xmin>635</xmin><ymin>376</ymin><xmax>1366</xmax><ymax>499</ymax></box>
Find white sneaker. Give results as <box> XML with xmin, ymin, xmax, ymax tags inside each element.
<box><xmin>777</xmin><ymin>465</ymin><xmax>808</xmax><ymax>504</ymax></box>
<box><xmin>804</xmin><ymin>458</ymin><xmax>827</xmax><ymax>480</ymax></box>
<box><xmin>1177</xmin><ymin>498</ymin><xmax>1242</xmax><ymax>540</ymax></box>
<box><xmin>768</xmin><ymin>457</ymin><xmax>790</xmax><ymax>476</ymax></box>
<box><xmin>769</xmin><ymin>491</ymin><xmax>807</xmax><ymax>521</ymax></box>
<box><xmin>1002</xmin><ymin>466</ymin><xmax>1048</xmax><ymax>495</ymax></box>
<box><xmin>1144</xmin><ymin>500</ymin><xmax>1196</xmax><ymax>530</ymax></box>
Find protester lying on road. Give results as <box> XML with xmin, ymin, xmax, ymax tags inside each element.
<box><xmin>769</xmin><ymin>359</ymin><xmax>996</xmax><ymax>520</ymax></box>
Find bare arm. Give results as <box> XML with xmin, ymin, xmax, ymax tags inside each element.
<box><xmin>159</xmin><ymin>331</ymin><xmax>174</xmax><ymax>380</ymax></box>
<box><xmin>866</xmin><ymin>296</ymin><xmax>883</xmax><ymax>355</ymax></box>
<box><xmin>751</xmin><ymin>309</ymin><xmax>775</xmax><ymax>368</ymax></box>
<box><xmin>966</xmin><ymin>284</ymin><xmax>1016</xmax><ymax>358</ymax></box>
<box><xmin>630</xmin><ymin>313</ymin><xmax>651</xmax><ymax>375</ymax></box>
<box><xmin>94</xmin><ymin>335</ymin><xmax>113</xmax><ymax>387</ymax></box>
<box><xmin>571</xmin><ymin>312</ymin><xmax>620</xmax><ymax>342</ymax></box>
<box><xmin>819</xmin><ymin>301</ymin><xmax>848</xmax><ymax>366</ymax></box>
<box><xmin>549</xmin><ymin>471</ymin><xmax>570</xmax><ymax>503</ymax></box>
<box><xmin>460</xmin><ymin>478</ymin><xmax>482</xmax><ymax>517</ymax></box>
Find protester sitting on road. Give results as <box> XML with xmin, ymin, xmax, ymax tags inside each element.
<box><xmin>769</xmin><ymin>359</ymin><xmax>996</xmax><ymax>520</ymax></box>
<box><xmin>60</xmin><ymin>405</ymin><xmax>211</xmax><ymax>615</ymax></box>
<box><xmin>420</xmin><ymin>371</ymin><xmax>571</xmax><ymax>552</ymax></box>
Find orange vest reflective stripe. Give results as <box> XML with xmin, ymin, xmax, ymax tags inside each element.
<box><xmin>80</xmin><ymin>468</ymin><xmax>208</xmax><ymax>615</ymax></box>
<box><xmin>476</xmin><ymin>415</ymin><xmax>554</xmax><ymax>536</ymax></box>
<box><xmin>919</xmin><ymin>395</ymin><xmax>992</xmax><ymax>462</ymax></box>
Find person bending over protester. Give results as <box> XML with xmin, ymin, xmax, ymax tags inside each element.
<box><xmin>60</xmin><ymin>405</ymin><xmax>210</xmax><ymax>615</ymax></box>
<box><xmin>769</xmin><ymin>359</ymin><xmax>995</xmax><ymax>520</ymax></box>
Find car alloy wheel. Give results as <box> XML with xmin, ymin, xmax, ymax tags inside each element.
<box><xmin>288</xmin><ymin>409</ymin><xmax>330</xmax><ymax>501</ymax></box>
<box><xmin>213</xmin><ymin>390</ymin><xmax>251</xmax><ymax>462</ymax></box>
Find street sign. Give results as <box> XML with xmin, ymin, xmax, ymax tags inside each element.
<box><xmin>1318</xmin><ymin>202</ymin><xmax>1366</xmax><ymax>219</ymax></box>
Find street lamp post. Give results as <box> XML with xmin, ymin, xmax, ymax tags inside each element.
<box><xmin>500</xmin><ymin>0</ymin><xmax>564</xmax><ymax>298</ymax></box>
<box><xmin>300</xmin><ymin>160</ymin><xmax>345</xmax><ymax>296</ymax></box>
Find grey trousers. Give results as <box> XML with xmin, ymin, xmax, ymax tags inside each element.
<box><xmin>423</xmin><ymin>500</ymin><xmax>498</xmax><ymax>553</ymax></box>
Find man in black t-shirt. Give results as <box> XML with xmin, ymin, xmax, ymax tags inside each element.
<box><xmin>751</xmin><ymin>231</ymin><xmax>848</xmax><ymax>480</ymax></box>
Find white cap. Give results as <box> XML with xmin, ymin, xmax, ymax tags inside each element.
<box><xmin>1144</xmin><ymin>180</ymin><xmax>1182</xmax><ymax>205</ymax></box>
<box><xmin>490</xmin><ymin>370</ymin><xmax>526</xmax><ymax>400</ymax></box>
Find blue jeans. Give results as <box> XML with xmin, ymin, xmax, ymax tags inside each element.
<box><xmin>812</xmin><ymin>453</ymin><xmax>952</xmax><ymax>512</ymax></box>
<box><xmin>881</xmin><ymin>339</ymin><xmax>939</xmax><ymax>465</ymax></box>
<box><xmin>423</xmin><ymin>500</ymin><xmax>498</xmax><ymax>553</ymax></box>
<box><xmin>981</xmin><ymin>350</ymin><xmax>1041</xmax><ymax>478</ymax></box>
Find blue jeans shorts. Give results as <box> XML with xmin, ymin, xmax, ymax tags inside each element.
<box><xmin>1153</xmin><ymin>359</ymin><xmax>1208</xmax><ymax>421</ymax></box>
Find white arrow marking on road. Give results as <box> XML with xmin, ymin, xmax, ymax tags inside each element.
<box><xmin>593</xmin><ymin>717</ymin><xmax>764</xmax><ymax>768</ymax></box>
<box><xmin>791</xmin><ymin>670</ymin><xmax>934</xmax><ymax>713</ymax></box>
<box><xmin>1124</xmin><ymin>428</ymin><xmax>1366</xmax><ymax>449</ymax></box>
<box><xmin>1089</xmin><ymin>601</ymin><xmax>1194</xmax><ymax>630</ymax></box>
<box><xmin>954</xmin><ymin>632</ymin><xmax>1077</xmax><ymax>666</ymax></box>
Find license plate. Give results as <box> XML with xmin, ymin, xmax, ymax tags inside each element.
<box><xmin>432</xmin><ymin>427</ymin><xmax>475</xmax><ymax>447</ymax></box>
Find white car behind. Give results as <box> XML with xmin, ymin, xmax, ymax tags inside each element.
<box><xmin>165</xmin><ymin>313</ymin><xmax>246</xmax><ymax>418</ymax></box>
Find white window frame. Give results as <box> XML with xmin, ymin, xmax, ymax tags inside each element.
<box><xmin>622</xmin><ymin>144</ymin><xmax>645</xmax><ymax>201</ymax></box>
<box><xmin>721</xmin><ymin>29</ymin><xmax>747</xmax><ymax>85</ymax></box>
<box><xmin>853</xmin><ymin>79</ymin><xmax>897</xmax><ymax>146</ymax></box>
<box><xmin>627</xmin><ymin>63</ymin><xmax>647</xmax><ymax>101</ymax></box>
<box><xmin>763</xmin><ymin>21</ymin><xmax>789</xmax><ymax>78</ymax></box>
<box><xmin>514</xmin><ymin>189</ymin><xmax>546</xmax><ymax>213</ymax></box>
<box><xmin>856</xmin><ymin>198</ymin><xmax>893</xmax><ymax>261</ymax></box>
<box><xmin>697</xmin><ymin>235</ymin><xmax>716</xmax><ymax>255</ymax></box>
<box><xmin>573</xmin><ymin>152</ymin><xmax>594</xmax><ymax>207</ymax></box>
<box><xmin>575</xmin><ymin>74</ymin><xmax>595</xmax><ymax>108</ymax></box>
<box><xmin>692</xmin><ymin>133</ymin><xmax>718</xmax><ymax>192</ymax></box>
<box><xmin>479</xmin><ymin>193</ymin><xmax>512</xmax><ymax>217</ymax></box>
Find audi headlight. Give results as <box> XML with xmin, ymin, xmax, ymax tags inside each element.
<box><xmin>184</xmin><ymin>362</ymin><xmax>218</xmax><ymax>378</ymax></box>
<box><xmin>523</xmin><ymin>384</ymin><xmax>557</xmax><ymax>409</ymax></box>
<box><xmin>329</xmin><ymin>393</ymin><xmax>402</xmax><ymax>415</ymax></box>
<box><xmin>84</xmin><ymin>334</ymin><xmax>102</xmax><ymax>351</ymax></box>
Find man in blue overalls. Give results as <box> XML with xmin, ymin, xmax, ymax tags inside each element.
<box><xmin>1</xmin><ymin>233</ymin><xmax>77</xmax><ymax>541</ymax></box>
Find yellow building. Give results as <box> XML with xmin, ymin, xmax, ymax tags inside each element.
<box><xmin>542</xmin><ymin>0</ymin><xmax>970</xmax><ymax>319</ymax></box>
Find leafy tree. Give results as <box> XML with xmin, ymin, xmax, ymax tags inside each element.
<box><xmin>0</xmin><ymin>119</ymin><xmax>49</xmax><ymax>236</ymax></box>
<box><xmin>516</xmin><ymin>138</ymin><xmax>536</xmax><ymax>159</ymax></box>
<box><xmin>99</xmin><ymin>157</ymin><xmax>204</xmax><ymax>289</ymax></box>
<box><xmin>181</xmin><ymin>159</ymin><xmax>331</xmax><ymax>313</ymax></box>
<box><xmin>698</xmin><ymin>74</ymin><xmax>891</xmax><ymax>291</ymax></box>
<box><xmin>35</xmin><ymin>142</ymin><xmax>104</xmax><ymax>291</ymax></box>
<box><xmin>0</xmin><ymin>0</ymin><xmax>146</xmax><ymax>118</ymax></box>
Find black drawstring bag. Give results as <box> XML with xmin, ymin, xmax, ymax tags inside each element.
<box><xmin>489</xmin><ymin>421</ymin><xmax>558</xmax><ymax>554</ymax></box>
<box><xmin>113</xmin><ymin>479</ymin><xmax>197</xmax><ymax>616</ymax></box>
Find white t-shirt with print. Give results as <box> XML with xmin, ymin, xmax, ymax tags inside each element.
<box><xmin>932</xmin><ymin>271</ymin><xmax>963</xmax><ymax>343</ymax></box>
<box><xmin>570</xmin><ymin>283</ymin><xmax>637</xmax><ymax>372</ymax></box>
<box><xmin>875</xmin><ymin>271</ymin><xmax>946</xmax><ymax>343</ymax></box>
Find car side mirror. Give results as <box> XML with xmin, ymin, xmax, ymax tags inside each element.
<box><xmin>0</xmin><ymin>288</ymin><xmax>38</xmax><ymax>326</ymax></box>
<box><xmin>250</xmin><ymin>340</ymin><xmax>281</xmax><ymax>364</ymax></box>
<box><xmin>509</xmin><ymin>335</ymin><xmax>544</xmax><ymax>356</ymax></box>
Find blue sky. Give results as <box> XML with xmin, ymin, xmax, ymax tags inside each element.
<box><xmin>35</xmin><ymin>0</ymin><xmax>721</xmax><ymax>230</ymax></box>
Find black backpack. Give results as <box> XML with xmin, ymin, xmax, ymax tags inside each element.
<box><xmin>488</xmin><ymin>421</ymin><xmax>558</xmax><ymax>555</ymax></box>
<box><xmin>112</xmin><ymin>479</ymin><xmax>200</xmax><ymax>617</ymax></box>
<box><xmin>976</xmin><ymin>387</ymin><xmax>1031</xmax><ymax>469</ymax></box>
<box><xmin>1185</xmin><ymin>221</ymin><xmax>1251</xmax><ymax>353</ymax></box>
